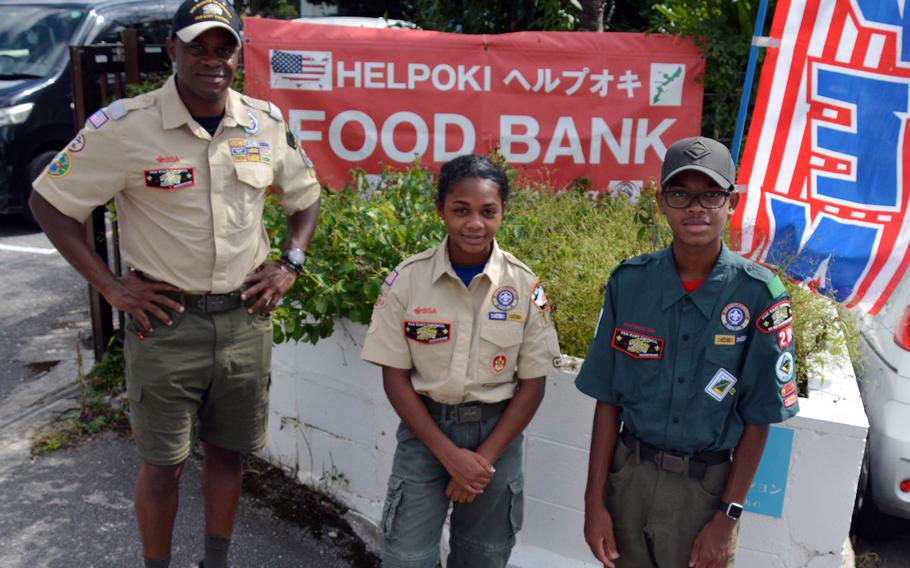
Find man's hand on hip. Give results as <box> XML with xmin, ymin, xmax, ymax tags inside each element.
<box><xmin>107</xmin><ymin>271</ymin><xmax>184</xmax><ymax>332</ymax></box>
<box><xmin>241</xmin><ymin>262</ymin><xmax>297</xmax><ymax>315</ymax></box>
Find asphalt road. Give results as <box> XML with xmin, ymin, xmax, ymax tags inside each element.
<box><xmin>0</xmin><ymin>214</ymin><xmax>371</xmax><ymax>567</ymax></box>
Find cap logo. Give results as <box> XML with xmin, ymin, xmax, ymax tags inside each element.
<box><xmin>685</xmin><ymin>140</ymin><xmax>711</xmax><ymax>160</ymax></box>
<box><xmin>201</xmin><ymin>3</ymin><xmax>223</xmax><ymax>15</ymax></box>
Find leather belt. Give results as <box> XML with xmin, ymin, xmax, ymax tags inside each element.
<box><xmin>421</xmin><ymin>396</ymin><xmax>510</xmax><ymax>424</ymax></box>
<box><xmin>160</xmin><ymin>290</ymin><xmax>243</xmax><ymax>314</ymax></box>
<box><xmin>620</xmin><ymin>428</ymin><xmax>731</xmax><ymax>479</ymax></box>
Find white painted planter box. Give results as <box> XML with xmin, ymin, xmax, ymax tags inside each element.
<box><xmin>259</xmin><ymin>320</ymin><xmax>868</xmax><ymax>568</ymax></box>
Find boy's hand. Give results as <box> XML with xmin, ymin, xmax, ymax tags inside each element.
<box><xmin>445</xmin><ymin>478</ymin><xmax>478</xmax><ymax>503</ymax></box>
<box><xmin>584</xmin><ymin>502</ymin><xmax>620</xmax><ymax>567</ymax></box>
<box><xmin>688</xmin><ymin>513</ymin><xmax>736</xmax><ymax>568</ymax></box>
<box><xmin>440</xmin><ymin>448</ymin><xmax>494</xmax><ymax>494</ymax></box>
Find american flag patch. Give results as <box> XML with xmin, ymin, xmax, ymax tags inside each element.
<box><xmin>87</xmin><ymin>109</ymin><xmax>109</xmax><ymax>129</ymax></box>
<box><xmin>269</xmin><ymin>50</ymin><xmax>332</xmax><ymax>91</ymax></box>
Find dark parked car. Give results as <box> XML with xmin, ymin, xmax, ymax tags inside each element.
<box><xmin>0</xmin><ymin>0</ymin><xmax>180</xmax><ymax>221</ymax></box>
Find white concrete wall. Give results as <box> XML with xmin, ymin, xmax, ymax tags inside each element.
<box><xmin>259</xmin><ymin>320</ymin><xmax>868</xmax><ymax>567</ymax></box>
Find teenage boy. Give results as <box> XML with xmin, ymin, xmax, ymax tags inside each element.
<box><xmin>576</xmin><ymin>136</ymin><xmax>799</xmax><ymax>568</ymax></box>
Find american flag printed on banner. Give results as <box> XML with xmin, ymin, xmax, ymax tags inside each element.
<box><xmin>269</xmin><ymin>50</ymin><xmax>332</xmax><ymax>91</ymax></box>
<box><xmin>732</xmin><ymin>0</ymin><xmax>910</xmax><ymax>313</ymax></box>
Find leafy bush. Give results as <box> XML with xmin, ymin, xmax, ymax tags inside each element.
<box><xmin>267</xmin><ymin>164</ymin><xmax>854</xmax><ymax>392</ymax></box>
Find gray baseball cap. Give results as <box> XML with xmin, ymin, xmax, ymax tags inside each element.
<box><xmin>661</xmin><ymin>136</ymin><xmax>736</xmax><ymax>190</ymax></box>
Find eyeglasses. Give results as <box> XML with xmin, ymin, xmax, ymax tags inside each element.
<box><xmin>183</xmin><ymin>42</ymin><xmax>238</xmax><ymax>61</ymax></box>
<box><xmin>661</xmin><ymin>189</ymin><xmax>732</xmax><ymax>209</ymax></box>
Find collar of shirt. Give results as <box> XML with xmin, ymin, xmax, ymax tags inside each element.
<box><xmin>159</xmin><ymin>75</ymin><xmax>253</xmax><ymax>134</ymax></box>
<box><xmin>659</xmin><ymin>243</ymin><xmax>735</xmax><ymax>318</ymax></box>
<box><xmin>430</xmin><ymin>236</ymin><xmax>505</xmax><ymax>287</ymax></box>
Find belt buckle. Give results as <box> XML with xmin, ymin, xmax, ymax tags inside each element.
<box><xmin>654</xmin><ymin>452</ymin><xmax>686</xmax><ymax>474</ymax></box>
<box><xmin>456</xmin><ymin>406</ymin><xmax>482</xmax><ymax>423</ymax></box>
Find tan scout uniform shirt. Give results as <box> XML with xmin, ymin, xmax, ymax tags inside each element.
<box><xmin>361</xmin><ymin>238</ymin><xmax>562</xmax><ymax>404</ymax></box>
<box><xmin>33</xmin><ymin>75</ymin><xmax>320</xmax><ymax>293</ymax></box>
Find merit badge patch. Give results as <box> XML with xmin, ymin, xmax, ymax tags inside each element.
<box><xmin>383</xmin><ymin>269</ymin><xmax>399</xmax><ymax>287</ymax></box>
<box><xmin>530</xmin><ymin>281</ymin><xmax>549</xmax><ymax>312</ymax></box>
<box><xmin>229</xmin><ymin>139</ymin><xmax>272</xmax><ymax>164</ymax></box>
<box><xmin>775</xmin><ymin>351</ymin><xmax>795</xmax><ymax>383</ymax></box>
<box><xmin>87</xmin><ymin>109</ymin><xmax>108</xmax><ymax>130</ymax></box>
<box><xmin>715</xmin><ymin>334</ymin><xmax>736</xmax><ymax>346</ymax></box>
<box><xmin>784</xmin><ymin>392</ymin><xmax>798</xmax><ymax>408</ymax></box>
<box><xmin>776</xmin><ymin>325</ymin><xmax>794</xmax><ymax>350</ymax></box>
<box><xmin>492</xmin><ymin>286</ymin><xmax>518</xmax><ymax>311</ymax></box>
<box><xmin>488</xmin><ymin>311</ymin><xmax>507</xmax><ymax>321</ymax></box>
<box><xmin>757</xmin><ymin>300</ymin><xmax>793</xmax><ymax>334</ymax></box>
<box><xmin>404</xmin><ymin>321</ymin><xmax>451</xmax><ymax>344</ymax></box>
<box><xmin>705</xmin><ymin>368</ymin><xmax>738</xmax><ymax>402</ymax></box>
<box><xmin>721</xmin><ymin>302</ymin><xmax>750</xmax><ymax>331</ymax></box>
<box><xmin>244</xmin><ymin>109</ymin><xmax>259</xmax><ymax>135</ymax></box>
<box><xmin>66</xmin><ymin>134</ymin><xmax>85</xmax><ymax>153</ymax></box>
<box><xmin>492</xmin><ymin>355</ymin><xmax>507</xmax><ymax>374</ymax></box>
<box><xmin>611</xmin><ymin>327</ymin><xmax>663</xmax><ymax>359</ymax></box>
<box><xmin>144</xmin><ymin>168</ymin><xmax>195</xmax><ymax>191</ymax></box>
<box><xmin>47</xmin><ymin>151</ymin><xmax>71</xmax><ymax>178</ymax></box>
<box><xmin>780</xmin><ymin>380</ymin><xmax>797</xmax><ymax>398</ymax></box>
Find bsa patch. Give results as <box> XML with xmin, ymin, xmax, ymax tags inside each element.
<box><xmin>47</xmin><ymin>151</ymin><xmax>71</xmax><ymax>178</ymax></box>
<box><xmin>156</xmin><ymin>155</ymin><xmax>179</xmax><ymax>163</ymax></box>
<box><xmin>492</xmin><ymin>286</ymin><xmax>518</xmax><ymax>311</ymax></box>
<box><xmin>780</xmin><ymin>380</ymin><xmax>797</xmax><ymax>398</ymax></box>
<box><xmin>87</xmin><ymin>109</ymin><xmax>108</xmax><ymax>129</ymax></box>
<box><xmin>414</xmin><ymin>307</ymin><xmax>436</xmax><ymax>315</ymax></box>
<box><xmin>492</xmin><ymin>355</ymin><xmax>507</xmax><ymax>374</ymax></box>
<box><xmin>488</xmin><ymin>311</ymin><xmax>507</xmax><ymax>321</ymax></box>
<box><xmin>243</xmin><ymin>109</ymin><xmax>259</xmax><ymax>135</ymax></box>
<box><xmin>66</xmin><ymin>134</ymin><xmax>85</xmax><ymax>153</ymax></box>
<box><xmin>775</xmin><ymin>352</ymin><xmax>795</xmax><ymax>383</ymax></box>
<box><xmin>531</xmin><ymin>281</ymin><xmax>549</xmax><ymax>312</ymax></box>
<box><xmin>784</xmin><ymin>393</ymin><xmax>799</xmax><ymax>408</ymax></box>
<box><xmin>229</xmin><ymin>139</ymin><xmax>272</xmax><ymax>164</ymax></box>
<box><xmin>144</xmin><ymin>168</ymin><xmax>195</xmax><ymax>191</ymax></box>
<box><xmin>611</xmin><ymin>327</ymin><xmax>663</xmax><ymax>359</ymax></box>
<box><xmin>715</xmin><ymin>334</ymin><xmax>736</xmax><ymax>346</ymax></box>
<box><xmin>705</xmin><ymin>368</ymin><xmax>738</xmax><ymax>402</ymax></box>
<box><xmin>720</xmin><ymin>302</ymin><xmax>750</xmax><ymax>332</ymax></box>
<box><xmin>404</xmin><ymin>321</ymin><xmax>451</xmax><ymax>344</ymax></box>
<box><xmin>383</xmin><ymin>269</ymin><xmax>399</xmax><ymax>287</ymax></box>
<box><xmin>757</xmin><ymin>300</ymin><xmax>793</xmax><ymax>334</ymax></box>
<box><xmin>776</xmin><ymin>325</ymin><xmax>794</xmax><ymax>350</ymax></box>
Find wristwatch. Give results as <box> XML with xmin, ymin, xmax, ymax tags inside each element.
<box><xmin>719</xmin><ymin>501</ymin><xmax>744</xmax><ymax>520</ymax></box>
<box><xmin>281</xmin><ymin>247</ymin><xmax>305</xmax><ymax>274</ymax></box>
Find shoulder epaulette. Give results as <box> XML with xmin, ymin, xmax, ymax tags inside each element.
<box><xmin>609</xmin><ymin>253</ymin><xmax>651</xmax><ymax>276</ymax></box>
<box><xmin>397</xmin><ymin>247</ymin><xmax>436</xmax><ymax>271</ymax></box>
<box><xmin>106</xmin><ymin>95</ymin><xmax>154</xmax><ymax>120</ymax></box>
<box><xmin>742</xmin><ymin>262</ymin><xmax>787</xmax><ymax>298</ymax></box>
<box><xmin>240</xmin><ymin>95</ymin><xmax>282</xmax><ymax>121</ymax></box>
<box><xmin>501</xmin><ymin>250</ymin><xmax>535</xmax><ymax>276</ymax></box>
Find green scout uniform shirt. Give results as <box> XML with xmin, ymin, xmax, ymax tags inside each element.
<box><xmin>575</xmin><ymin>245</ymin><xmax>799</xmax><ymax>454</ymax></box>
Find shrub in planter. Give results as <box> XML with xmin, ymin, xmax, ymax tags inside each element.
<box><xmin>266</xmin><ymin>164</ymin><xmax>857</xmax><ymax>392</ymax></box>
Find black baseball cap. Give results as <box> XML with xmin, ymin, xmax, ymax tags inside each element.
<box><xmin>171</xmin><ymin>0</ymin><xmax>241</xmax><ymax>46</ymax></box>
<box><xmin>661</xmin><ymin>136</ymin><xmax>736</xmax><ymax>191</ymax></box>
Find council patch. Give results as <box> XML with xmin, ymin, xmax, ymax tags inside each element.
<box><xmin>721</xmin><ymin>302</ymin><xmax>750</xmax><ymax>331</ymax></box>
<box><xmin>611</xmin><ymin>327</ymin><xmax>663</xmax><ymax>359</ymax></box>
<box><xmin>492</xmin><ymin>286</ymin><xmax>518</xmax><ymax>311</ymax></box>
<box><xmin>705</xmin><ymin>368</ymin><xmax>737</xmax><ymax>402</ymax></box>
<box><xmin>757</xmin><ymin>300</ymin><xmax>793</xmax><ymax>334</ymax></box>
<box><xmin>47</xmin><ymin>151</ymin><xmax>71</xmax><ymax>178</ymax></box>
<box><xmin>530</xmin><ymin>280</ymin><xmax>549</xmax><ymax>312</ymax></box>
<box><xmin>144</xmin><ymin>168</ymin><xmax>195</xmax><ymax>191</ymax></box>
<box><xmin>404</xmin><ymin>321</ymin><xmax>451</xmax><ymax>344</ymax></box>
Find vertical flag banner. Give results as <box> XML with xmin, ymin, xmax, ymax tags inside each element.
<box><xmin>732</xmin><ymin>0</ymin><xmax>910</xmax><ymax>313</ymax></box>
<box><xmin>244</xmin><ymin>18</ymin><xmax>704</xmax><ymax>193</ymax></box>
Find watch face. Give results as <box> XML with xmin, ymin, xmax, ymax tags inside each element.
<box><xmin>286</xmin><ymin>248</ymin><xmax>305</xmax><ymax>265</ymax></box>
<box><xmin>727</xmin><ymin>503</ymin><xmax>744</xmax><ymax>519</ymax></box>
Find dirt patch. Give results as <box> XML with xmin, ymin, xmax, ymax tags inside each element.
<box><xmin>27</xmin><ymin>360</ymin><xmax>60</xmax><ymax>375</ymax></box>
<box><xmin>242</xmin><ymin>455</ymin><xmax>381</xmax><ymax>568</ymax></box>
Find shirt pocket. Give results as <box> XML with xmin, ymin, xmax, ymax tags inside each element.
<box><xmin>695</xmin><ymin>348</ymin><xmax>742</xmax><ymax>411</ymax></box>
<box><xmin>231</xmin><ymin>162</ymin><xmax>273</xmax><ymax>226</ymax></box>
<box><xmin>405</xmin><ymin>315</ymin><xmax>455</xmax><ymax>375</ymax></box>
<box><xmin>477</xmin><ymin>322</ymin><xmax>523</xmax><ymax>382</ymax></box>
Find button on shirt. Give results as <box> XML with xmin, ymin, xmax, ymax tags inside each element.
<box><xmin>575</xmin><ymin>245</ymin><xmax>799</xmax><ymax>454</ymax></box>
<box><xmin>33</xmin><ymin>75</ymin><xmax>320</xmax><ymax>293</ymax></box>
<box><xmin>361</xmin><ymin>238</ymin><xmax>562</xmax><ymax>404</ymax></box>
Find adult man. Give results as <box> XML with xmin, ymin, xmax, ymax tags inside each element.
<box><xmin>576</xmin><ymin>137</ymin><xmax>799</xmax><ymax>568</ymax></box>
<box><xmin>29</xmin><ymin>1</ymin><xmax>320</xmax><ymax>566</ymax></box>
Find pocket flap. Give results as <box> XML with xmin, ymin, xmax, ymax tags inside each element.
<box><xmin>234</xmin><ymin>163</ymin><xmax>274</xmax><ymax>188</ymax></box>
<box><xmin>480</xmin><ymin>323</ymin><xmax>523</xmax><ymax>348</ymax></box>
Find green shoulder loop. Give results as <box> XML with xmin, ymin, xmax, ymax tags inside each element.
<box><xmin>743</xmin><ymin>262</ymin><xmax>786</xmax><ymax>298</ymax></box>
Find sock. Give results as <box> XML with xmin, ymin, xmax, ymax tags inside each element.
<box><xmin>204</xmin><ymin>534</ymin><xmax>231</xmax><ymax>568</ymax></box>
<box><xmin>144</xmin><ymin>553</ymin><xmax>171</xmax><ymax>568</ymax></box>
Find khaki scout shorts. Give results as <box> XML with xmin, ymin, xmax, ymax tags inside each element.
<box><xmin>124</xmin><ymin>305</ymin><xmax>272</xmax><ymax>466</ymax></box>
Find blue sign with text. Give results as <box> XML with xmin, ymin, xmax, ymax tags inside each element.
<box><xmin>744</xmin><ymin>426</ymin><xmax>794</xmax><ymax>518</ymax></box>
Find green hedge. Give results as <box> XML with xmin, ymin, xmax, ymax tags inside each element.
<box><xmin>266</xmin><ymin>164</ymin><xmax>855</xmax><ymax>391</ymax></box>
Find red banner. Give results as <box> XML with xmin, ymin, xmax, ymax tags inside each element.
<box><xmin>731</xmin><ymin>0</ymin><xmax>910</xmax><ymax>313</ymax></box>
<box><xmin>244</xmin><ymin>18</ymin><xmax>704</xmax><ymax>194</ymax></box>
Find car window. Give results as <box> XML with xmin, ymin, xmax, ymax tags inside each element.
<box><xmin>0</xmin><ymin>6</ymin><xmax>88</xmax><ymax>78</ymax></box>
<box><xmin>93</xmin><ymin>4</ymin><xmax>171</xmax><ymax>45</ymax></box>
